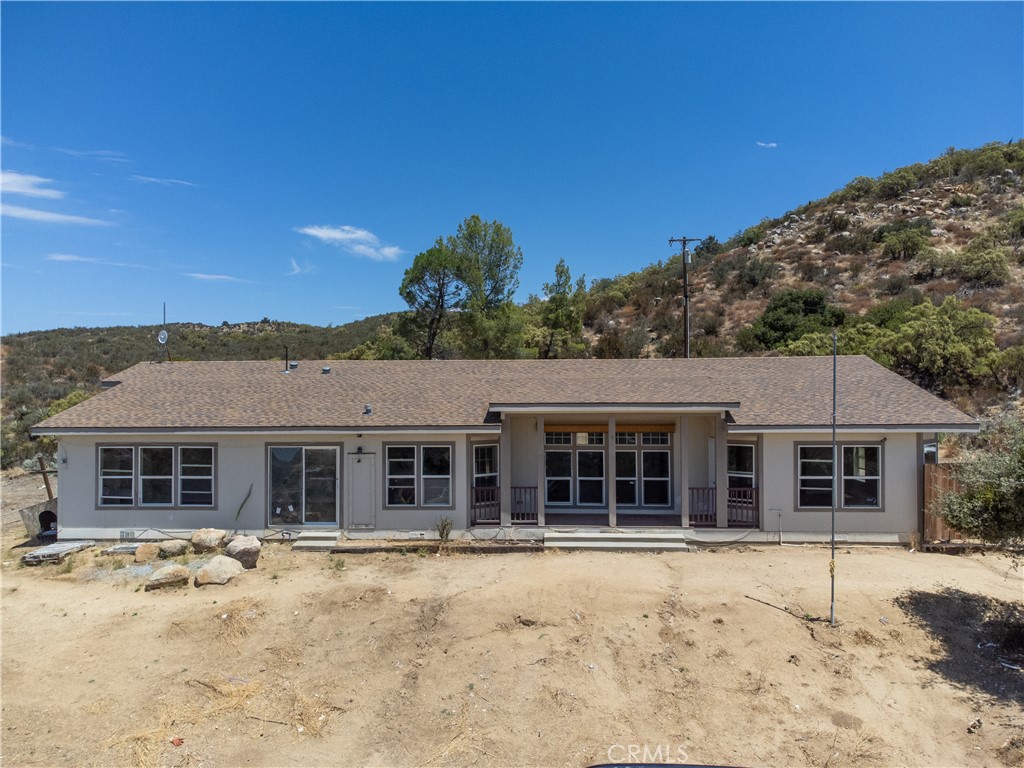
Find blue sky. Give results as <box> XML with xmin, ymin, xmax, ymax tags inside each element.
<box><xmin>2</xmin><ymin>2</ymin><xmax>1021</xmax><ymax>335</ymax></box>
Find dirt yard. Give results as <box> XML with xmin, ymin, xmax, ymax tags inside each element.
<box><xmin>1</xmin><ymin>482</ymin><xmax>1022</xmax><ymax>767</ymax></box>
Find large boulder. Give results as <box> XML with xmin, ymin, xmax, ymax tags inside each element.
<box><xmin>145</xmin><ymin>563</ymin><xmax>191</xmax><ymax>591</ymax></box>
<box><xmin>194</xmin><ymin>555</ymin><xmax>245</xmax><ymax>587</ymax></box>
<box><xmin>191</xmin><ymin>528</ymin><xmax>226</xmax><ymax>553</ymax></box>
<box><xmin>159</xmin><ymin>539</ymin><xmax>190</xmax><ymax>558</ymax></box>
<box><xmin>134</xmin><ymin>542</ymin><xmax>161</xmax><ymax>563</ymax></box>
<box><xmin>225</xmin><ymin>536</ymin><xmax>262</xmax><ymax>569</ymax></box>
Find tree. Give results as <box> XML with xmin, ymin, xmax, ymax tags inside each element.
<box><xmin>539</xmin><ymin>259</ymin><xmax>587</xmax><ymax>358</ymax></box>
<box><xmin>936</xmin><ymin>415</ymin><xmax>1024</xmax><ymax>550</ymax></box>
<box><xmin>399</xmin><ymin>240</ymin><xmax>464</xmax><ymax>359</ymax></box>
<box><xmin>779</xmin><ymin>323</ymin><xmax>896</xmax><ymax>367</ymax></box>
<box><xmin>739</xmin><ymin>290</ymin><xmax>847</xmax><ymax>351</ymax></box>
<box><xmin>884</xmin><ymin>296</ymin><xmax>998</xmax><ymax>394</ymax></box>
<box><xmin>450</xmin><ymin>215</ymin><xmax>525</xmax><ymax>358</ymax></box>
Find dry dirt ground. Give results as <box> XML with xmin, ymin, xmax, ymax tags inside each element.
<box><xmin>1</xmin><ymin>479</ymin><xmax>1023</xmax><ymax>768</ymax></box>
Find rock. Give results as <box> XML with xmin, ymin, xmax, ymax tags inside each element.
<box><xmin>191</xmin><ymin>528</ymin><xmax>226</xmax><ymax>553</ymax></box>
<box><xmin>194</xmin><ymin>555</ymin><xmax>245</xmax><ymax>587</ymax></box>
<box><xmin>225</xmin><ymin>536</ymin><xmax>262</xmax><ymax>569</ymax></box>
<box><xmin>145</xmin><ymin>563</ymin><xmax>191</xmax><ymax>591</ymax></box>
<box><xmin>134</xmin><ymin>542</ymin><xmax>161</xmax><ymax>563</ymax></box>
<box><xmin>159</xmin><ymin>539</ymin><xmax>190</xmax><ymax>557</ymax></box>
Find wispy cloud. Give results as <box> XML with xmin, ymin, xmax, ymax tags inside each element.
<box><xmin>1</xmin><ymin>136</ymin><xmax>34</xmax><ymax>149</ymax></box>
<box><xmin>2</xmin><ymin>170</ymin><xmax>65</xmax><ymax>199</ymax></box>
<box><xmin>185</xmin><ymin>272</ymin><xmax>247</xmax><ymax>283</ymax></box>
<box><xmin>45</xmin><ymin>253</ymin><xmax>151</xmax><ymax>269</ymax></box>
<box><xmin>295</xmin><ymin>224</ymin><xmax>404</xmax><ymax>262</ymax></box>
<box><xmin>131</xmin><ymin>174</ymin><xmax>196</xmax><ymax>187</ymax></box>
<box><xmin>287</xmin><ymin>257</ymin><xmax>315</xmax><ymax>276</ymax></box>
<box><xmin>756</xmin><ymin>141</ymin><xmax>779</xmax><ymax>149</ymax></box>
<box><xmin>1</xmin><ymin>203</ymin><xmax>112</xmax><ymax>226</ymax></box>
<box><xmin>54</xmin><ymin>147</ymin><xmax>129</xmax><ymax>163</ymax></box>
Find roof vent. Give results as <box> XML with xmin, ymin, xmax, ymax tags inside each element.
<box><xmin>321</xmin><ymin>366</ymin><xmax>331</xmax><ymax>374</ymax></box>
<box><xmin>363</xmin><ymin>404</ymin><xmax>372</xmax><ymax>416</ymax></box>
<box><xmin>289</xmin><ymin>361</ymin><xmax>299</xmax><ymax>370</ymax></box>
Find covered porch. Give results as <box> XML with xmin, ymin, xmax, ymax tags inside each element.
<box><xmin>469</xmin><ymin>408</ymin><xmax>761</xmax><ymax>530</ymax></box>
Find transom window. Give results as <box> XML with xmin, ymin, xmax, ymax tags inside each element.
<box><xmin>385</xmin><ymin>445</ymin><xmax>452</xmax><ymax>507</ymax></box>
<box><xmin>99</xmin><ymin>445</ymin><xmax>215</xmax><ymax>508</ymax></box>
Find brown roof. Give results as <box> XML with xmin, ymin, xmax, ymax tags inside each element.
<box><xmin>31</xmin><ymin>356</ymin><xmax>978</xmax><ymax>434</ymax></box>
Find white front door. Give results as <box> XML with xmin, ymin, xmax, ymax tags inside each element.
<box><xmin>345</xmin><ymin>452</ymin><xmax>376</xmax><ymax>529</ymax></box>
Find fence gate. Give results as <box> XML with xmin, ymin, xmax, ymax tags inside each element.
<box><xmin>923</xmin><ymin>463</ymin><xmax>966</xmax><ymax>542</ymax></box>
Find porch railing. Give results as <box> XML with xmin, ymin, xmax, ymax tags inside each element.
<box><xmin>470</xmin><ymin>486</ymin><xmax>500</xmax><ymax>525</ymax></box>
<box><xmin>510</xmin><ymin>486</ymin><xmax>538</xmax><ymax>525</ymax></box>
<box><xmin>469</xmin><ymin>486</ymin><xmax>539</xmax><ymax>525</ymax></box>
<box><xmin>688</xmin><ymin>487</ymin><xmax>759</xmax><ymax>528</ymax></box>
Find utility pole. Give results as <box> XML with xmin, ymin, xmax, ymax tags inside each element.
<box><xmin>668</xmin><ymin>236</ymin><xmax>703</xmax><ymax>358</ymax></box>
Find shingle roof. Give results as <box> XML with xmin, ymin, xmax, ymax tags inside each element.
<box><xmin>31</xmin><ymin>356</ymin><xmax>978</xmax><ymax>434</ymax></box>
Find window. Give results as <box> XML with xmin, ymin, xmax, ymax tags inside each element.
<box><xmin>727</xmin><ymin>444</ymin><xmax>755</xmax><ymax>490</ymax></box>
<box><xmin>473</xmin><ymin>444</ymin><xmax>499</xmax><ymax>488</ymax></box>
<box><xmin>100</xmin><ymin>447</ymin><xmax>134</xmax><ymax>506</ymax></box>
<box><xmin>641</xmin><ymin>450</ymin><xmax>671</xmax><ymax>506</ymax></box>
<box><xmin>179</xmin><ymin>446</ymin><xmax>214</xmax><ymax>506</ymax></box>
<box><xmin>140</xmin><ymin>447</ymin><xmax>173</xmax><ymax>505</ymax></box>
<box><xmin>798</xmin><ymin>446</ymin><xmax>834</xmax><ymax>508</ymax></box>
<box><xmin>422</xmin><ymin>446</ymin><xmax>451</xmax><ymax>506</ymax></box>
<box><xmin>269</xmin><ymin>446</ymin><xmax>338</xmax><ymax>524</ymax></box>
<box><xmin>99</xmin><ymin>445</ymin><xmax>216</xmax><ymax>508</ymax></box>
<box><xmin>386</xmin><ymin>446</ymin><xmax>417</xmax><ymax>506</ymax></box>
<box><xmin>615</xmin><ymin>432</ymin><xmax>637</xmax><ymax>446</ymax></box>
<box><xmin>615</xmin><ymin>451</ymin><xmax>638</xmax><ymax>506</ymax></box>
<box><xmin>545</xmin><ymin>432</ymin><xmax>572</xmax><ymax>445</ymax></box>
<box><xmin>641</xmin><ymin>432</ymin><xmax>670</xmax><ymax>446</ymax></box>
<box><xmin>545</xmin><ymin>450</ymin><xmax>573</xmax><ymax>504</ymax></box>
<box><xmin>843</xmin><ymin>445</ymin><xmax>880</xmax><ymax>507</ymax></box>
<box><xmin>798</xmin><ymin>444</ymin><xmax>882</xmax><ymax>509</ymax></box>
<box><xmin>385</xmin><ymin>445</ymin><xmax>453</xmax><ymax>508</ymax></box>
<box><xmin>577</xmin><ymin>450</ymin><xmax>605</xmax><ymax>505</ymax></box>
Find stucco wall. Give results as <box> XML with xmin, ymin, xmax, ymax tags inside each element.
<box><xmin>758</xmin><ymin>431</ymin><xmax>919</xmax><ymax>535</ymax></box>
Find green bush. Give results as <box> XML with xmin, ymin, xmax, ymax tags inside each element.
<box><xmin>877</xmin><ymin>167</ymin><xmax>919</xmax><ymax>199</ymax></box>
<box><xmin>882</xmin><ymin>229</ymin><xmax>928</xmax><ymax>261</ymax></box>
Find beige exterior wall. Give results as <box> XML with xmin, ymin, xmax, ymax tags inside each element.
<box><xmin>758</xmin><ymin>431</ymin><xmax>919</xmax><ymax>535</ymax></box>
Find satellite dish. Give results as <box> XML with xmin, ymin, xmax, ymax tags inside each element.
<box><xmin>157</xmin><ymin>330</ymin><xmax>168</xmax><ymax>345</ymax></box>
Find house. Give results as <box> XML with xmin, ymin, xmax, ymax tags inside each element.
<box><xmin>30</xmin><ymin>356</ymin><xmax>978</xmax><ymax>544</ymax></box>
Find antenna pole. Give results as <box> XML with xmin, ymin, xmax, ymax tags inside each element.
<box><xmin>669</xmin><ymin>236</ymin><xmax>703</xmax><ymax>359</ymax></box>
<box><xmin>830</xmin><ymin>329</ymin><xmax>838</xmax><ymax>626</ymax></box>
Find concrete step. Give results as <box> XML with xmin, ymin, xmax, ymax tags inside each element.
<box><xmin>292</xmin><ymin>530</ymin><xmax>341</xmax><ymax>552</ymax></box>
<box><xmin>544</xmin><ymin>530</ymin><xmax>691</xmax><ymax>552</ymax></box>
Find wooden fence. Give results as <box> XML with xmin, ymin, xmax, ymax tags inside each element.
<box><xmin>923</xmin><ymin>463</ymin><xmax>968</xmax><ymax>542</ymax></box>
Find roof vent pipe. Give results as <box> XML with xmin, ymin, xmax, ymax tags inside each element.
<box><xmin>322</xmin><ymin>366</ymin><xmax>331</xmax><ymax>374</ymax></box>
<box><xmin>289</xmin><ymin>361</ymin><xmax>299</xmax><ymax>370</ymax></box>
<box><xmin>282</xmin><ymin>346</ymin><xmax>290</xmax><ymax>373</ymax></box>
<box><xmin>363</xmin><ymin>404</ymin><xmax>372</xmax><ymax>415</ymax></box>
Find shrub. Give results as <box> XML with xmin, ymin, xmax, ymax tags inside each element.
<box><xmin>958</xmin><ymin>247</ymin><xmax>1011</xmax><ymax>287</ymax></box>
<box><xmin>732</xmin><ymin>256</ymin><xmax>779</xmax><ymax>296</ymax></box>
<box><xmin>882</xmin><ymin>229</ymin><xmax>928</xmax><ymax>261</ymax></box>
<box><xmin>948</xmin><ymin>193</ymin><xmax>974</xmax><ymax>208</ymax></box>
<box><xmin>877</xmin><ymin>167</ymin><xmax>919</xmax><ymax>199</ymax></box>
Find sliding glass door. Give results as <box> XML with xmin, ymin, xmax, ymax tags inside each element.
<box><xmin>269</xmin><ymin>446</ymin><xmax>339</xmax><ymax>525</ymax></box>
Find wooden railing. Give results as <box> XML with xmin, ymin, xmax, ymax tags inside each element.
<box><xmin>689</xmin><ymin>487</ymin><xmax>760</xmax><ymax>528</ymax></box>
<box><xmin>510</xmin><ymin>486</ymin><xmax>538</xmax><ymax>524</ymax></box>
<box><xmin>727</xmin><ymin>488</ymin><xmax>759</xmax><ymax>527</ymax></box>
<box><xmin>689</xmin><ymin>487</ymin><xmax>716</xmax><ymax>527</ymax></box>
<box><xmin>470</xmin><ymin>486</ymin><xmax>500</xmax><ymax>525</ymax></box>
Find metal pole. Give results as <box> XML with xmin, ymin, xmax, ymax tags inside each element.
<box><xmin>830</xmin><ymin>330</ymin><xmax>837</xmax><ymax>626</ymax></box>
<box><xmin>683</xmin><ymin>255</ymin><xmax>690</xmax><ymax>359</ymax></box>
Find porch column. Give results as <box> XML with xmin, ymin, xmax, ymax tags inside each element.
<box><xmin>500</xmin><ymin>414</ymin><xmax>512</xmax><ymax>527</ymax></box>
<box><xmin>715</xmin><ymin>415</ymin><xmax>729</xmax><ymax>528</ymax></box>
<box><xmin>536</xmin><ymin>415</ymin><xmax>546</xmax><ymax>526</ymax></box>
<box><xmin>677</xmin><ymin>415</ymin><xmax>689</xmax><ymax>526</ymax></box>
<box><xmin>607</xmin><ymin>415</ymin><xmax>617</xmax><ymax>527</ymax></box>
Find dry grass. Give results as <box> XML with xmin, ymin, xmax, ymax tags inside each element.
<box><xmin>106</xmin><ymin>708</ymin><xmax>176</xmax><ymax>767</ymax></box>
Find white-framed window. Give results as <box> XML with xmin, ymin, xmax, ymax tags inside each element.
<box><xmin>577</xmin><ymin>450</ymin><xmax>605</xmax><ymax>505</ymax></box>
<box><xmin>386</xmin><ymin>445</ymin><xmax>417</xmax><ymax>506</ymax></box>
<box><xmin>140</xmin><ymin>446</ymin><xmax>174</xmax><ymax>505</ymax></box>
<box><xmin>727</xmin><ymin>444</ymin><xmax>755</xmax><ymax>490</ymax></box>
<box><xmin>422</xmin><ymin>446</ymin><xmax>452</xmax><ymax>506</ymax></box>
<box><xmin>179</xmin><ymin>446</ymin><xmax>214</xmax><ymax>506</ymax></box>
<box><xmin>842</xmin><ymin>445</ymin><xmax>881</xmax><ymax>507</ymax></box>
<box><xmin>614</xmin><ymin>432</ymin><xmax>637</xmax><ymax>446</ymax></box>
<box><xmin>268</xmin><ymin>445</ymin><xmax>339</xmax><ymax>525</ymax></box>
<box><xmin>545</xmin><ymin>450</ymin><xmax>573</xmax><ymax>504</ymax></box>
<box><xmin>798</xmin><ymin>445</ymin><xmax>834</xmax><ymax>508</ymax></box>
<box><xmin>545</xmin><ymin>431</ymin><xmax>572</xmax><ymax>445</ymax></box>
<box><xmin>473</xmin><ymin>444</ymin><xmax>499</xmax><ymax>488</ymax></box>
<box><xmin>98</xmin><ymin>444</ymin><xmax>216</xmax><ymax>508</ymax></box>
<box><xmin>641</xmin><ymin>450</ymin><xmax>671</xmax><ymax>506</ymax></box>
<box><xmin>385</xmin><ymin>444</ymin><xmax>453</xmax><ymax>508</ymax></box>
<box><xmin>615</xmin><ymin>450</ymin><xmax>638</xmax><ymax>506</ymax></box>
<box><xmin>641</xmin><ymin>432</ymin><xmax>670</xmax><ymax>446</ymax></box>
<box><xmin>99</xmin><ymin>446</ymin><xmax>135</xmax><ymax>506</ymax></box>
